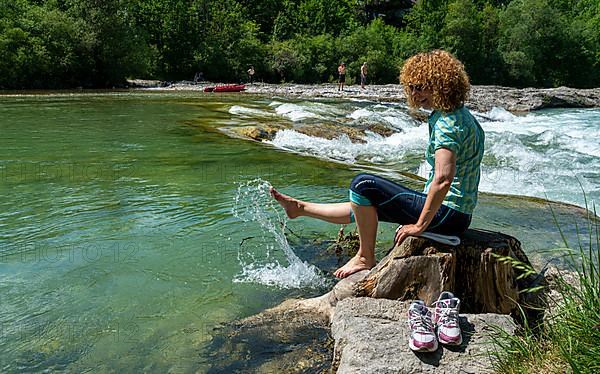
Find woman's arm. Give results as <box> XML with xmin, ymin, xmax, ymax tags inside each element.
<box><xmin>394</xmin><ymin>148</ymin><xmax>456</xmax><ymax>244</ymax></box>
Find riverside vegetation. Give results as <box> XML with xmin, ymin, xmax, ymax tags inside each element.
<box><xmin>492</xmin><ymin>202</ymin><xmax>600</xmax><ymax>373</ymax></box>
<box><xmin>1</xmin><ymin>0</ymin><xmax>599</xmax><ymax>89</ymax></box>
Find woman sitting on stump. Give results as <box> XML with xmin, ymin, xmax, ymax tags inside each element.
<box><xmin>271</xmin><ymin>50</ymin><xmax>485</xmax><ymax>279</ymax></box>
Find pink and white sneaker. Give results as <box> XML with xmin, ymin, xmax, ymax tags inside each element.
<box><xmin>407</xmin><ymin>300</ymin><xmax>438</xmax><ymax>352</ymax></box>
<box><xmin>432</xmin><ymin>291</ymin><xmax>462</xmax><ymax>345</ymax></box>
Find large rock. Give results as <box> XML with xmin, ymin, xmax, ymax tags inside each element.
<box><xmin>352</xmin><ymin>229</ymin><xmax>546</xmax><ymax>326</ymax></box>
<box><xmin>331</xmin><ymin>298</ymin><xmax>516</xmax><ymax>374</ymax></box>
<box><xmin>543</xmin><ymin>265</ymin><xmax>581</xmax><ymax>323</ymax></box>
<box><xmin>468</xmin><ymin>85</ymin><xmax>600</xmax><ymax>112</ymax></box>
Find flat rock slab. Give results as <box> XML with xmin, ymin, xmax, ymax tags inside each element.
<box><xmin>331</xmin><ymin>298</ymin><xmax>516</xmax><ymax>374</ymax></box>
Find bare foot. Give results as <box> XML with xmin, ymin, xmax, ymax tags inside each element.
<box><xmin>334</xmin><ymin>255</ymin><xmax>375</xmax><ymax>279</ymax></box>
<box><xmin>269</xmin><ymin>186</ymin><xmax>303</xmax><ymax>219</ymax></box>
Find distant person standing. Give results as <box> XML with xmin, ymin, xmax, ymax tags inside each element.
<box><xmin>194</xmin><ymin>71</ymin><xmax>204</xmax><ymax>84</ymax></box>
<box><xmin>360</xmin><ymin>62</ymin><xmax>368</xmax><ymax>89</ymax></box>
<box><xmin>338</xmin><ymin>62</ymin><xmax>346</xmax><ymax>91</ymax></box>
<box><xmin>247</xmin><ymin>66</ymin><xmax>255</xmax><ymax>84</ymax></box>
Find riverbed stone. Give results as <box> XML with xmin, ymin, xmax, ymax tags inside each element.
<box><xmin>468</xmin><ymin>85</ymin><xmax>600</xmax><ymax>112</ymax></box>
<box><xmin>204</xmin><ymin>298</ymin><xmax>334</xmax><ymax>373</ymax></box>
<box><xmin>296</xmin><ymin>123</ymin><xmax>367</xmax><ymax>143</ymax></box>
<box><xmin>232</xmin><ymin>125</ymin><xmax>283</xmax><ymax>141</ymax></box>
<box><xmin>331</xmin><ymin>297</ymin><xmax>516</xmax><ymax>374</ymax></box>
<box><xmin>229</xmin><ymin>121</ymin><xmax>394</xmax><ymax>143</ymax></box>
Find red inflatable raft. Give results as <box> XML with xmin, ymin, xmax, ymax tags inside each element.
<box><xmin>204</xmin><ymin>84</ymin><xmax>246</xmax><ymax>93</ymax></box>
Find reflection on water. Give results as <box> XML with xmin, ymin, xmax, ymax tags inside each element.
<box><xmin>0</xmin><ymin>92</ymin><xmax>597</xmax><ymax>371</ymax></box>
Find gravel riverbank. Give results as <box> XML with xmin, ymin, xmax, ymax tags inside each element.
<box><xmin>129</xmin><ymin>79</ymin><xmax>600</xmax><ymax>112</ymax></box>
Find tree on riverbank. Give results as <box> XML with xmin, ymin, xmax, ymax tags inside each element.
<box><xmin>1</xmin><ymin>0</ymin><xmax>598</xmax><ymax>89</ymax></box>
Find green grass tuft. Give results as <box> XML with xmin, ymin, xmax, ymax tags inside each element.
<box><xmin>491</xmin><ymin>199</ymin><xmax>600</xmax><ymax>373</ymax></box>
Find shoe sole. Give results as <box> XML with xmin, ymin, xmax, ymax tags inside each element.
<box><xmin>438</xmin><ymin>335</ymin><xmax>462</xmax><ymax>346</ymax></box>
<box><xmin>409</xmin><ymin>340</ymin><xmax>438</xmax><ymax>352</ymax></box>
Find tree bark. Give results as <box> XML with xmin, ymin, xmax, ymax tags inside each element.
<box><xmin>352</xmin><ymin>229</ymin><xmax>545</xmax><ymax>322</ymax></box>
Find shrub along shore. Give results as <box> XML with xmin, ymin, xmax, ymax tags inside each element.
<box><xmin>1</xmin><ymin>0</ymin><xmax>599</xmax><ymax>90</ymax></box>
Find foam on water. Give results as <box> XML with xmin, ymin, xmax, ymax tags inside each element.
<box><xmin>477</xmin><ymin>108</ymin><xmax>600</xmax><ymax>205</ymax></box>
<box><xmin>229</xmin><ymin>105</ymin><xmax>277</xmax><ymax>118</ymax></box>
<box><xmin>272</xmin><ymin>103</ymin><xmax>323</xmax><ymax>121</ymax></box>
<box><xmin>268</xmin><ymin>127</ymin><xmax>428</xmax><ymax>164</ymax></box>
<box><xmin>228</xmin><ymin>99</ymin><xmax>600</xmax><ymax>207</ymax></box>
<box><xmin>263</xmin><ymin>101</ymin><xmax>341</xmax><ymax>122</ymax></box>
<box><xmin>349</xmin><ymin>108</ymin><xmax>372</xmax><ymax>120</ymax></box>
<box><xmin>348</xmin><ymin>107</ymin><xmax>415</xmax><ymax>130</ymax></box>
<box><xmin>478</xmin><ymin>106</ymin><xmax>517</xmax><ymax>122</ymax></box>
<box><xmin>232</xmin><ymin>179</ymin><xmax>326</xmax><ymax>289</ymax></box>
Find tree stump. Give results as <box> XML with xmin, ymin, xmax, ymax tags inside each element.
<box><xmin>352</xmin><ymin>229</ymin><xmax>545</xmax><ymax>323</ymax></box>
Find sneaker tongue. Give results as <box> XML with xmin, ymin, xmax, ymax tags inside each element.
<box><xmin>442</xmin><ymin>298</ymin><xmax>458</xmax><ymax>309</ymax></box>
<box><xmin>410</xmin><ymin>301</ymin><xmax>425</xmax><ymax>310</ymax></box>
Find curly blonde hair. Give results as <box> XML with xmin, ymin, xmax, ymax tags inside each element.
<box><xmin>400</xmin><ymin>50</ymin><xmax>470</xmax><ymax>112</ymax></box>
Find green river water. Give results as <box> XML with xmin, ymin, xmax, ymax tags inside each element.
<box><xmin>0</xmin><ymin>92</ymin><xmax>593</xmax><ymax>372</ymax></box>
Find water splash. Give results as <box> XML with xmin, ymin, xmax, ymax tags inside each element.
<box><xmin>232</xmin><ymin>179</ymin><xmax>326</xmax><ymax>289</ymax></box>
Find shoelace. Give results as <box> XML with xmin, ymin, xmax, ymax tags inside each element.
<box><xmin>432</xmin><ymin>301</ymin><xmax>459</xmax><ymax>326</ymax></box>
<box><xmin>409</xmin><ymin>309</ymin><xmax>434</xmax><ymax>333</ymax></box>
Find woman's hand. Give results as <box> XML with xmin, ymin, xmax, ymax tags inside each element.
<box><xmin>394</xmin><ymin>224</ymin><xmax>426</xmax><ymax>246</ymax></box>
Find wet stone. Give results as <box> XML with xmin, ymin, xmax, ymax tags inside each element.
<box><xmin>205</xmin><ymin>304</ymin><xmax>333</xmax><ymax>373</ymax></box>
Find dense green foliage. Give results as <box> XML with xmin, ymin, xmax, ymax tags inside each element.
<box><xmin>1</xmin><ymin>0</ymin><xmax>598</xmax><ymax>88</ymax></box>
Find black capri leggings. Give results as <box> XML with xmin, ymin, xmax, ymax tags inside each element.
<box><xmin>349</xmin><ymin>173</ymin><xmax>471</xmax><ymax>235</ymax></box>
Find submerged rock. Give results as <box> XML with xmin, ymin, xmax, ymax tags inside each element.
<box><xmin>297</xmin><ymin>121</ymin><xmax>394</xmax><ymax>143</ymax></box>
<box><xmin>205</xmin><ymin>299</ymin><xmax>333</xmax><ymax>373</ymax></box>
<box><xmin>228</xmin><ymin>121</ymin><xmax>394</xmax><ymax>143</ymax></box>
<box><xmin>231</xmin><ymin>125</ymin><xmax>283</xmax><ymax>141</ymax></box>
<box><xmin>296</xmin><ymin>123</ymin><xmax>367</xmax><ymax>143</ymax></box>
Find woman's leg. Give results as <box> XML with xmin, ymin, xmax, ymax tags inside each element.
<box><xmin>333</xmin><ymin>203</ymin><xmax>377</xmax><ymax>278</ymax></box>
<box><xmin>271</xmin><ymin>186</ymin><xmax>376</xmax><ymax>278</ymax></box>
<box><xmin>270</xmin><ymin>187</ymin><xmax>352</xmax><ymax>224</ymax></box>
<box><xmin>271</xmin><ymin>173</ymin><xmax>448</xmax><ymax>279</ymax></box>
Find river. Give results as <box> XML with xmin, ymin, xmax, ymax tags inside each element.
<box><xmin>0</xmin><ymin>91</ymin><xmax>597</xmax><ymax>372</ymax></box>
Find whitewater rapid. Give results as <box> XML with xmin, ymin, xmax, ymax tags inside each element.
<box><xmin>228</xmin><ymin>99</ymin><xmax>600</xmax><ymax>209</ymax></box>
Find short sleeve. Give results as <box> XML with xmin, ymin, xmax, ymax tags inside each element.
<box><xmin>432</xmin><ymin>115</ymin><xmax>461</xmax><ymax>154</ymax></box>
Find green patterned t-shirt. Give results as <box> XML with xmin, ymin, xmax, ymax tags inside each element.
<box><xmin>424</xmin><ymin>106</ymin><xmax>485</xmax><ymax>214</ymax></box>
